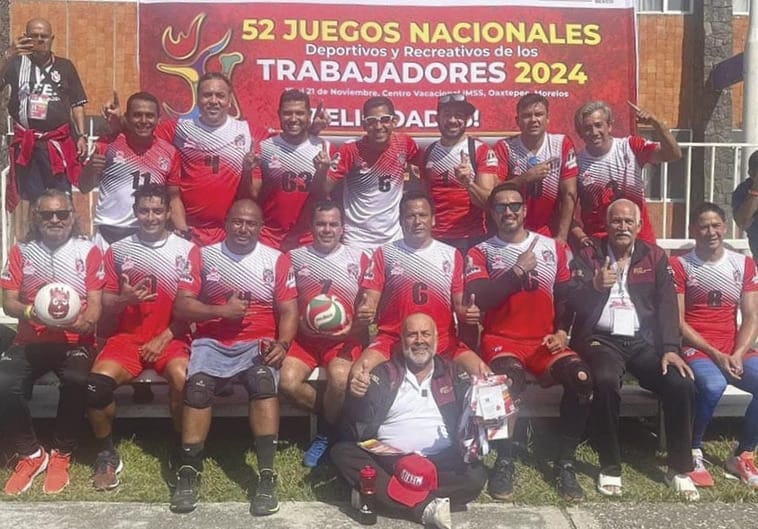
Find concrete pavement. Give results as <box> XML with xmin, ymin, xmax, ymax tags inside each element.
<box><xmin>0</xmin><ymin>501</ymin><xmax>757</xmax><ymax>529</ymax></box>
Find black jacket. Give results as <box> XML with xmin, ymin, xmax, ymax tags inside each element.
<box><xmin>568</xmin><ymin>237</ymin><xmax>681</xmax><ymax>355</ymax></box>
<box><xmin>341</xmin><ymin>354</ymin><xmax>471</xmax><ymax>444</ymax></box>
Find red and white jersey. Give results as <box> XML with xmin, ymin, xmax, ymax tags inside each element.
<box><xmin>494</xmin><ymin>133</ymin><xmax>578</xmax><ymax>236</ymax></box>
<box><xmin>158</xmin><ymin>116</ymin><xmax>271</xmax><ymax>230</ymax></box>
<box><xmin>180</xmin><ymin>241</ymin><xmax>296</xmax><ymax>345</ymax></box>
<box><xmin>328</xmin><ymin>134</ymin><xmax>420</xmax><ymax>250</ymax></box>
<box><xmin>91</xmin><ymin>133</ymin><xmax>180</xmax><ymax>229</ymax></box>
<box><xmin>288</xmin><ymin>243</ymin><xmax>368</xmax><ymax>319</ymax></box>
<box><xmin>255</xmin><ymin>135</ymin><xmax>335</xmax><ymax>249</ymax></box>
<box><xmin>362</xmin><ymin>239</ymin><xmax>463</xmax><ymax>348</ymax></box>
<box><xmin>421</xmin><ymin>137</ymin><xmax>499</xmax><ymax>240</ymax></box>
<box><xmin>465</xmin><ymin>232</ymin><xmax>569</xmax><ymax>341</ymax></box>
<box><xmin>671</xmin><ymin>249</ymin><xmax>758</xmax><ymax>354</ymax></box>
<box><xmin>576</xmin><ymin>136</ymin><xmax>658</xmax><ymax>244</ymax></box>
<box><xmin>104</xmin><ymin>233</ymin><xmax>200</xmax><ymax>341</ymax></box>
<box><xmin>0</xmin><ymin>238</ymin><xmax>104</xmax><ymax>344</ymax></box>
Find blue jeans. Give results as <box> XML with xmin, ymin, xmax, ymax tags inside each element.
<box><xmin>691</xmin><ymin>356</ymin><xmax>758</xmax><ymax>452</ymax></box>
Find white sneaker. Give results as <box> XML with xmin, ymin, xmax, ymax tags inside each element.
<box><xmin>421</xmin><ymin>497</ymin><xmax>452</xmax><ymax>529</ymax></box>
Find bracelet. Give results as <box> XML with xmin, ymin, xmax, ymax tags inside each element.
<box><xmin>24</xmin><ymin>304</ymin><xmax>34</xmax><ymax>321</ymax></box>
<box><xmin>748</xmin><ymin>189</ymin><xmax>758</xmax><ymax>197</ymax></box>
<box><xmin>512</xmin><ymin>264</ymin><xmax>526</xmax><ymax>276</ymax></box>
<box><xmin>275</xmin><ymin>340</ymin><xmax>291</xmax><ymax>352</ymax></box>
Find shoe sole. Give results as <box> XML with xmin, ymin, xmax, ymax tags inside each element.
<box><xmin>170</xmin><ymin>501</ymin><xmax>198</xmax><ymax>514</ymax></box>
<box><xmin>487</xmin><ymin>489</ymin><xmax>514</xmax><ymax>501</ymax></box>
<box><xmin>5</xmin><ymin>454</ymin><xmax>49</xmax><ymax>495</ymax></box>
<box><xmin>723</xmin><ymin>469</ymin><xmax>758</xmax><ymax>488</ymax></box>
<box><xmin>251</xmin><ymin>504</ymin><xmax>280</xmax><ymax>517</ymax></box>
<box><xmin>93</xmin><ymin>460</ymin><xmax>124</xmax><ymax>491</ymax></box>
<box><xmin>43</xmin><ymin>476</ymin><xmax>70</xmax><ymax>495</ymax></box>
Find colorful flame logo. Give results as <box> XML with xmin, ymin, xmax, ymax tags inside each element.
<box><xmin>157</xmin><ymin>13</ymin><xmax>244</xmax><ymax>119</ymax></box>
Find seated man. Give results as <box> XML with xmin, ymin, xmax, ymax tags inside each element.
<box><xmin>85</xmin><ymin>184</ymin><xmax>199</xmax><ymax>490</ymax></box>
<box><xmin>349</xmin><ymin>191</ymin><xmax>485</xmax><ymax>387</ymax></box>
<box><xmin>569</xmin><ymin>198</ymin><xmax>697</xmax><ymax>500</ymax></box>
<box><xmin>279</xmin><ymin>200</ymin><xmax>368</xmax><ymax>467</ymax></box>
<box><xmin>0</xmin><ymin>189</ymin><xmax>103</xmax><ymax>495</ymax></box>
<box><xmin>171</xmin><ymin>199</ymin><xmax>298</xmax><ymax>516</ymax></box>
<box><xmin>465</xmin><ymin>182</ymin><xmax>593</xmax><ymax>501</ymax></box>
<box><xmin>331</xmin><ymin>313</ymin><xmax>487</xmax><ymax>529</ymax></box>
<box><xmin>671</xmin><ymin>202</ymin><xmax>758</xmax><ymax>489</ymax></box>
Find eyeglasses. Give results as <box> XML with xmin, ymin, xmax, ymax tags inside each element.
<box><xmin>36</xmin><ymin>209</ymin><xmax>72</xmax><ymax>221</ymax></box>
<box><xmin>438</xmin><ymin>94</ymin><xmax>466</xmax><ymax>104</ymax></box>
<box><xmin>492</xmin><ymin>202</ymin><xmax>523</xmax><ymax>214</ymax></box>
<box><xmin>362</xmin><ymin>114</ymin><xmax>394</xmax><ymax>126</ymax></box>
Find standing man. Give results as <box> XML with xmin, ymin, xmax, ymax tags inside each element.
<box><xmin>326</xmin><ymin>96</ymin><xmax>420</xmax><ymax>252</ymax></box>
<box><xmin>671</xmin><ymin>202</ymin><xmax>758</xmax><ymax>489</ymax></box>
<box><xmin>464</xmin><ymin>182</ymin><xmax>593</xmax><ymax>501</ymax></box>
<box><xmin>349</xmin><ymin>191</ymin><xmax>485</xmax><ymax>391</ymax></box>
<box><xmin>251</xmin><ymin>89</ymin><xmax>332</xmax><ymax>251</ymax></box>
<box><xmin>1</xmin><ymin>18</ymin><xmax>88</xmax><ymax>210</ymax></box>
<box><xmin>332</xmin><ymin>313</ymin><xmax>487</xmax><ymax>529</ymax></box>
<box><xmin>572</xmin><ymin>100</ymin><xmax>682</xmax><ymax>246</ymax></box>
<box><xmin>569</xmin><ymin>198</ymin><xmax>697</xmax><ymax>500</ymax></box>
<box><xmin>171</xmin><ymin>199</ymin><xmax>298</xmax><ymax>516</ymax></box>
<box><xmin>79</xmin><ymin>92</ymin><xmax>184</xmax><ymax>250</ymax></box>
<box><xmin>494</xmin><ymin>93</ymin><xmax>577</xmax><ymax>244</ymax></box>
<box><xmin>85</xmin><ymin>184</ymin><xmax>199</xmax><ymax>490</ymax></box>
<box><xmin>732</xmin><ymin>150</ymin><xmax>758</xmax><ymax>258</ymax></box>
<box><xmin>279</xmin><ymin>201</ymin><xmax>368</xmax><ymax>467</ymax></box>
<box><xmin>419</xmin><ymin>94</ymin><xmax>499</xmax><ymax>253</ymax></box>
<box><xmin>0</xmin><ymin>190</ymin><xmax>103</xmax><ymax>495</ymax></box>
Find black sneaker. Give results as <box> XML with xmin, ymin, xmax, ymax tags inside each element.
<box><xmin>92</xmin><ymin>450</ymin><xmax>123</xmax><ymax>491</ymax></box>
<box><xmin>170</xmin><ymin>465</ymin><xmax>201</xmax><ymax>513</ymax></box>
<box><xmin>488</xmin><ymin>457</ymin><xmax>515</xmax><ymax>500</ymax></box>
<box><xmin>555</xmin><ymin>460</ymin><xmax>584</xmax><ymax>502</ymax></box>
<box><xmin>250</xmin><ymin>469</ymin><xmax>280</xmax><ymax>516</ymax></box>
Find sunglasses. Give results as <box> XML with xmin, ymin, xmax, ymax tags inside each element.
<box><xmin>492</xmin><ymin>202</ymin><xmax>523</xmax><ymax>214</ymax></box>
<box><xmin>362</xmin><ymin>114</ymin><xmax>394</xmax><ymax>126</ymax></box>
<box><xmin>36</xmin><ymin>209</ymin><xmax>72</xmax><ymax>221</ymax></box>
<box><xmin>438</xmin><ymin>94</ymin><xmax>466</xmax><ymax>104</ymax></box>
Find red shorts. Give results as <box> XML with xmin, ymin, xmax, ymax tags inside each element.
<box><xmin>190</xmin><ymin>226</ymin><xmax>226</xmax><ymax>247</ymax></box>
<box><xmin>367</xmin><ymin>332</ymin><xmax>471</xmax><ymax>361</ymax></box>
<box><xmin>96</xmin><ymin>333</ymin><xmax>190</xmax><ymax>377</ymax></box>
<box><xmin>480</xmin><ymin>334</ymin><xmax>577</xmax><ymax>378</ymax></box>
<box><xmin>288</xmin><ymin>336</ymin><xmax>363</xmax><ymax>370</ymax></box>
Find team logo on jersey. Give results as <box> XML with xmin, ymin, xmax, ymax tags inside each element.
<box><xmin>113</xmin><ymin>150</ymin><xmax>126</xmax><ymax>164</ymax></box>
<box><xmin>357</xmin><ymin>161</ymin><xmax>370</xmax><ymax>174</ymax></box>
<box><xmin>390</xmin><ymin>262</ymin><xmax>404</xmax><ymax>276</ymax></box>
<box><xmin>397</xmin><ymin>153</ymin><xmax>407</xmax><ymax>165</ymax></box>
<box><xmin>541</xmin><ymin>250</ymin><xmax>555</xmax><ymax>264</ymax></box>
<box><xmin>492</xmin><ymin>255</ymin><xmax>507</xmax><ymax>270</ymax></box>
<box><xmin>486</xmin><ymin>149</ymin><xmax>499</xmax><ymax>167</ymax></box>
<box><xmin>262</xmin><ymin>268</ymin><xmax>274</xmax><ymax>284</ymax></box>
<box><xmin>442</xmin><ymin>260</ymin><xmax>451</xmax><ymax>275</ymax></box>
<box><xmin>269</xmin><ymin>155</ymin><xmax>282</xmax><ymax>169</ymax></box>
<box><xmin>297</xmin><ymin>264</ymin><xmax>310</xmax><ymax>277</ymax></box>
<box><xmin>347</xmin><ymin>263</ymin><xmax>359</xmax><ymax>281</ymax></box>
<box><xmin>682</xmin><ymin>347</ymin><xmax>696</xmax><ymax>358</ymax></box>
<box><xmin>121</xmin><ymin>255</ymin><xmax>134</xmax><ymax>271</ymax></box>
<box><xmin>633</xmin><ymin>266</ymin><xmax>652</xmax><ymax>275</ymax></box>
<box><xmin>23</xmin><ymin>262</ymin><xmax>36</xmax><ymax>275</ymax></box>
<box><xmin>50</xmin><ymin>70</ymin><xmax>61</xmax><ymax>83</ymax></box>
<box><xmin>206</xmin><ymin>266</ymin><xmax>220</xmax><ymax>282</ymax></box>
<box><xmin>159</xmin><ymin>157</ymin><xmax>169</xmax><ymax>171</ymax></box>
<box><xmin>464</xmin><ymin>256</ymin><xmax>480</xmax><ymax>276</ymax></box>
<box><xmin>234</xmin><ymin>134</ymin><xmax>246</xmax><ymax>150</ymax></box>
<box><xmin>75</xmin><ymin>258</ymin><xmax>85</xmax><ymax>276</ymax></box>
<box><xmin>734</xmin><ymin>268</ymin><xmax>743</xmax><ymax>285</ymax></box>
<box><xmin>175</xmin><ymin>256</ymin><xmax>193</xmax><ymax>282</ymax></box>
<box><xmin>364</xmin><ymin>259</ymin><xmax>375</xmax><ymax>281</ymax></box>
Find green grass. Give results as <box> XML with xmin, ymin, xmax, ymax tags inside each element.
<box><xmin>1</xmin><ymin>416</ymin><xmax>757</xmax><ymax>504</ymax></box>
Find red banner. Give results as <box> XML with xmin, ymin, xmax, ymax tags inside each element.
<box><xmin>139</xmin><ymin>0</ymin><xmax>637</xmax><ymax>138</ymax></box>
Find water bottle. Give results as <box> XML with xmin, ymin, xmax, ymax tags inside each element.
<box><xmin>358</xmin><ymin>465</ymin><xmax>378</xmax><ymax>525</ymax></box>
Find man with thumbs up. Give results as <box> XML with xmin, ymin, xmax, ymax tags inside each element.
<box><xmin>417</xmin><ymin>94</ymin><xmax>499</xmax><ymax>254</ymax></box>
<box><xmin>465</xmin><ymin>181</ymin><xmax>593</xmax><ymax>502</ymax></box>
<box><xmin>171</xmin><ymin>199</ymin><xmax>298</xmax><ymax>515</ymax></box>
<box><xmin>568</xmin><ymin>198</ymin><xmax>697</xmax><ymax>500</ymax></box>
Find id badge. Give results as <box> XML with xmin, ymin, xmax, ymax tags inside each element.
<box><xmin>29</xmin><ymin>93</ymin><xmax>50</xmax><ymax>120</ymax></box>
<box><xmin>611</xmin><ymin>305</ymin><xmax>636</xmax><ymax>337</ymax></box>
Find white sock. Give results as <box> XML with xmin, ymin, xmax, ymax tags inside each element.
<box><xmin>27</xmin><ymin>449</ymin><xmax>42</xmax><ymax>459</ymax></box>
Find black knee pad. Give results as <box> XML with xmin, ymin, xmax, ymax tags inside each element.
<box><xmin>86</xmin><ymin>373</ymin><xmax>118</xmax><ymax>410</ymax></box>
<box><xmin>489</xmin><ymin>356</ymin><xmax>527</xmax><ymax>399</ymax></box>
<box><xmin>184</xmin><ymin>373</ymin><xmax>216</xmax><ymax>409</ymax></box>
<box><xmin>242</xmin><ymin>365</ymin><xmax>278</xmax><ymax>401</ymax></box>
<box><xmin>552</xmin><ymin>357</ymin><xmax>594</xmax><ymax>403</ymax></box>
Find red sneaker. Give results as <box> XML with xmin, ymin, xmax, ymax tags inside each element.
<box><xmin>3</xmin><ymin>449</ymin><xmax>49</xmax><ymax>495</ymax></box>
<box><xmin>688</xmin><ymin>449</ymin><xmax>714</xmax><ymax>488</ymax></box>
<box><xmin>725</xmin><ymin>451</ymin><xmax>758</xmax><ymax>489</ymax></box>
<box><xmin>43</xmin><ymin>450</ymin><xmax>71</xmax><ymax>494</ymax></box>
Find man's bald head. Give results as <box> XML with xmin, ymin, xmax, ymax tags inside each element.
<box><xmin>225</xmin><ymin>199</ymin><xmax>263</xmax><ymax>253</ymax></box>
<box><xmin>227</xmin><ymin>198</ymin><xmax>262</xmax><ymax>220</ymax></box>
<box><xmin>24</xmin><ymin>18</ymin><xmax>54</xmax><ymax>60</ymax></box>
<box><xmin>26</xmin><ymin>18</ymin><xmax>52</xmax><ymax>34</ymax></box>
